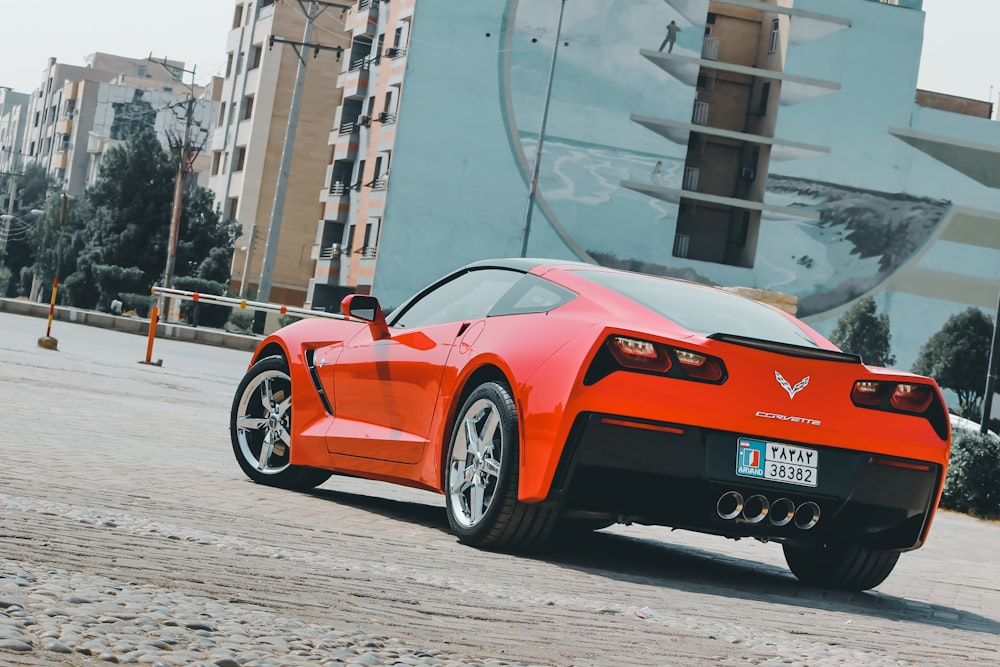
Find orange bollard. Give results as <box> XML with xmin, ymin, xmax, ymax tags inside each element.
<box><xmin>140</xmin><ymin>305</ymin><xmax>163</xmax><ymax>366</ymax></box>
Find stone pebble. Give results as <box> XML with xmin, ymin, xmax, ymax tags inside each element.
<box><xmin>0</xmin><ymin>559</ymin><xmax>543</xmax><ymax>667</ymax></box>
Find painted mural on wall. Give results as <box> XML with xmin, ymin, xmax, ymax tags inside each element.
<box><xmin>503</xmin><ymin>0</ymin><xmax>958</xmax><ymax>324</ymax></box>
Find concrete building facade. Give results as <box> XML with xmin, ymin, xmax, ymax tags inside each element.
<box><xmin>211</xmin><ymin>0</ymin><xmax>347</xmax><ymax>307</ymax></box>
<box><xmin>313</xmin><ymin>0</ymin><xmax>1000</xmax><ymax>383</ymax></box>
<box><xmin>17</xmin><ymin>54</ymin><xmax>219</xmax><ymax>197</ymax></box>
<box><xmin>307</xmin><ymin>0</ymin><xmax>414</xmax><ymax>310</ymax></box>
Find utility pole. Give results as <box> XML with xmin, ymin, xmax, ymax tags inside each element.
<box><xmin>255</xmin><ymin>0</ymin><xmax>347</xmax><ymax>322</ymax></box>
<box><xmin>148</xmin><ymin>57</ymin><xmax>203</xmax><ymax>320</ymax></box>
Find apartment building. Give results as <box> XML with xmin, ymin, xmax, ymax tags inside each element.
<box><xmin>297</xmin><ymin>0</ymin><xmax>1000</xmax><ymax>376</ymax></box>
<box><xmin>211</xmin><ymin>0</ymin><xmax>347</xmax><ymax>307</ymax></box>
<box><xmin>20</xmin><ymin>54</ymin><xmax>219</xmax><ymax>196</ymax></box>
<box><xmin>307</xmin><ymin>0</ymin><xmax>414</xmax><ymax>309</ymax></box>
<box><xmin>0</xmin><ymin>88</ymin><xmax>30</xmax><ymax>211</ymax></box>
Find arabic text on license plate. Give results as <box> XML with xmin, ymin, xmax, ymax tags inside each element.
<box><xmin>736</xmin><ymin>438</ymin><xmax>818</xmax><ymax>487</ymax></box>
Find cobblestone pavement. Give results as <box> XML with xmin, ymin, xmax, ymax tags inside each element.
<box><xmin>1</xmin><ymin>311</ymin><xmax>998</xmax><ymax>666</ymax></box>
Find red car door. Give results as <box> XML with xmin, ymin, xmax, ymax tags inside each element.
<box><xmin>325</xmin><ymin>321</ymin><xmax>462</xmax><ymax>464</ymax></box>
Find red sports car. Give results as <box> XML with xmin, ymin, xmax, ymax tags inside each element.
<box><xmin>230</xmin><ymin>259</ymin><xmax>951</xmax><ymax>591</ymax></box>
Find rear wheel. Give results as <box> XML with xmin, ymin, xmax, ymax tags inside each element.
<box><xmin>783</xmin><ymin>543</ymin><xmax>900</xmax><ymax>591</ymax></box>
<box><xmin>445</xmin><ymin>381</ymin><xmax>556</xmax><ymax>550</ymax></box>
<box><xmin>230</xmin><ymin>356</ymin><xmax>331</xmax><ymax>491</ymax></box>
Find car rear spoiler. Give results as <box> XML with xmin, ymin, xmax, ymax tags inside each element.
<box><xmin>709</xmin><ymin>333</ymin><xmax>863</xmax><ymax>364</ymax></box>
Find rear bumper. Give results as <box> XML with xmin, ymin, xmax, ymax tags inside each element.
<box><xmin>546</xmin><ymin>412</ymin><xmax>943</xmax><ymax>551</ymax></box>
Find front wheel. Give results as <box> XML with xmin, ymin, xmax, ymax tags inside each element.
<box><xmin>783</xmin><ymin>543</ymin><xmax>900</xmax><ymax>591</ymax></box>
<box><xmin>445</xmin><ymin>381</ymin><xmax>555</xmax><ymax>550</ymax></box>
<box><xmin>230</xmin><ymin>356</ymin><xmax>331</xmax><ymax>491</ymax></box>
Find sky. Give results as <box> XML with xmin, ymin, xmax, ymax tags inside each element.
<box><xmin>0</xmin><ymin>0</ymin><xmax>998</xmax><ymax>106</ymax></box>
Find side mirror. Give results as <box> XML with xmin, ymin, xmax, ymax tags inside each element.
<box><xmin>341</xmin><ymin>294</ymin><xmax>390</xmax><ymax>340</ymax></box>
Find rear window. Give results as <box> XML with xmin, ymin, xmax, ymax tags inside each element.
<box><xmin>572</xmin><ymin>269</ymin><xmax>819</xmax><ymax>348</ymax></box>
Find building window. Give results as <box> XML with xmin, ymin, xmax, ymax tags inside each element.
<box><xmin>768</xmin><ymin>19</ymin><xmax>780</xmax><ymax>54</ymax></box>
<box><xmin>249</xmin><ymin>44</ymin><xmax>263</xmax><ymax>70</ymax></box>
<box><xmin>235</xmin><ymin>146</ymin><xmax>247</xmax><ymax>172</ymax></box>
<box><xmin>242</xmin><ymin>94</ymin><xmax>254</xmax><ymax>120</ymax></box>
<box><xmin>226</xmin><ymin>52</ymin><xmax>234</xmax><ymax>77</ymax></box>
<box><xmin>212</xmin><ymin>151</ymin><xmax>223</xmax><ymax>175</ymax></box>
<box><xmin>218</xmin><ymin>102</ymin><xmax>227</xmax><ymax>126</ymax></box>
<box><xmin>137</xmin><ymin>65</ymin><xmax>147</xmax><ymax>78</ymax></box>
<box><xmin>233</xmin><ymin>4</ymin><xmax>244</xmax><ymax>28</ymax></box>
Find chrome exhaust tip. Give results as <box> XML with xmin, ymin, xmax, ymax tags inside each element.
<box><xmin>768</xmin><ymin>498</ymin><xmax>795</xmax><ymax>527</ymax></box>
<box><xmin>793</xmin><ymin>502</ymin><xmax>821</xmax><ymax>530</ymax></box>
<box><xmin>741</xmin><ymin>494</ymin><xmax>769</xmax><ymax>524</ymax></box>
<box><xmin>716</xmin><ymin>491</ymin><xmax>744</xmax><ymax>520</ymax></box>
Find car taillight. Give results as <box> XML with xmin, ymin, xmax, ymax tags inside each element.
<box><xmin>851</xmin><ymin>380</ymin><xmax>934</xmax><ymax>414</ymax></box>
<box><xmin>608</xmin><ymin>336</ymin><xmax>672</xmax><ymax>373</ymax></box>
<box><xmin>850</xmin><ymin>380</ymin><xmax>891</xmax><ymax>407</ymax></box>
<box><xmin>601</xmin><ymin>336</ymin><xmax>726</xmax><ymax>383</ymax></box>
<box><xmin>890</xmin><ymin>383</ymin><xmax>934</xmax><ymax>413</ymax></box>
<box><xmin>675</xmin><ymin>349</ymin><xmax>725</xmax><ymax>382</ymax></box>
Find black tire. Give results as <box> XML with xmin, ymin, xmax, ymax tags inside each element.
<box><xmin>230</xmin><ymin>356</ymin><xmax>332</xmax><ymax>491</ymax></box>
<box><xmin>444</xmin><ymin>381</ymin><xmax>557</xmax><ymax>550</ymax></box>
<box><xmin>783</xmin><ymin>543</ymin><xmax>900</xmax><ymax>591</ymax></box>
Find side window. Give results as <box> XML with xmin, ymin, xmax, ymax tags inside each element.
<box><xmin>488</xmin><ymin>274</ymin><xmax>576</xmax><ymax>316</ymax></box>
<box><xmin>392</xmin><ymin>269</ymin><xmax>523</xmax><ymax>329</ymax></box>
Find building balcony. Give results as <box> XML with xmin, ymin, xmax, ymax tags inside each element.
<box><xmin>639</xmin><ymin>49</ymin><xmax>840</xmax><ymax>106</ymax></box>
<box><xmin>352</xmin><ymin>0</ymin><xmax>379</xmax><ymax>38</ymax></box>
<box><xmin>331</xmin><ymin>119</ymin><xmax>361</xmax><ymax>160</ymax></box>
<box><xmin>620</xmin><ymin>179</ymin><xmax>821</xmax><ymax>222</ymax></box>
<box><xmin>665</xmin><ymin>1</ymin><xmax>851</xmax><ymax>45</ymax></box>
<box><xmin>56</xmin><ymin>117</ymin><xmax>73</xmax><ymax>134</ymax></box>
<box><xmin>338</xmin><ymin>63</ymin><xmax>370</xmax><ymax>99</ymax></box>
<box><xmin>630</xmin><ymin>113</ymin><xmax>829</xmax><ymax>162</ymax></box>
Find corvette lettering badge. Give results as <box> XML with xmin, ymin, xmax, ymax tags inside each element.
<box><xmin>775</xmin><ymin>371</ymin><xmax>809</xmax><ymax>399</ymax></box>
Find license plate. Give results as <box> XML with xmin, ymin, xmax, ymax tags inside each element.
<box><xmin>736</xmin><ymin>438</ymin><xmax>818</xmax><ymax>487</ymax></box>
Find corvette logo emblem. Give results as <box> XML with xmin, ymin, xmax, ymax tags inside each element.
<box><xmin>775</xmin><ymin>371</ymin><xmax>809</xmax><ymax>399</ymax></box>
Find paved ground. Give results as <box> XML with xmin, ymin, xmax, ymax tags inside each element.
<box><xmin>1</xmin><ymin>311</ymin><xmax>998</xmax><ymax>666</ymax></box>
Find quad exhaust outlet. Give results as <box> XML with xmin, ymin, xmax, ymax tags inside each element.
<box><xmin>715</xmin><ymin>492</ymin><xmax>820</xmax><ymax>530</ymax></box>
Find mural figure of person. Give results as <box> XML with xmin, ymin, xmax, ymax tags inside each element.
<box><xmin>652</xmin><ymin>160</ymin><xmax>663</xmax><ymax>185</ymax></box>
<box><xmin>659</xmin><ymin>20</ymin><xmax>681</xmax><ymax>53</ymax></box>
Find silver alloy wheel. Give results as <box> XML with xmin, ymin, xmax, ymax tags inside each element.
<box><xmin>447</xmin><ymin>397</ymin><xmax>504</xmax><ymax>529</ymax></box>
<box><xmin>234</xmin><ymin>368</ymin><xmax>292</xmax><ymax>475</ymax></box>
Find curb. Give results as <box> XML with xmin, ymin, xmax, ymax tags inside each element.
<box><xmin>0</xmin><ymin>297</ymin><xmax>262</xmax><ymax>352</ymax></box>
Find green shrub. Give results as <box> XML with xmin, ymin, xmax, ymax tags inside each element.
<box><xmin>119</xmin><ymin>292</ymin><xmax>154</xmax><ymax>318</ymax></box>
<box><xmin>941</xmin><ymin>430</ymin><xmax>1000</xmax><ymax>518</ymax></box>
<box><xmin>227</xmin><ymin>309</ymin><xmax>255</xmax><ymax>332</ymax></box>
<box><xmin>278</xmin><ymin>314</ymin><xmax>303</xmax><ymax>328</ymax></box>
<box><xmin>172</xmin><ymin>277</ymin><xmax>230</xmax><ymax>328</ymax></box>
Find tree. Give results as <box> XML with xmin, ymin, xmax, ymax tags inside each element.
<box><xmin>829</xmin><ymin>296</ymin><xmax>895</xmax><ymax>367</ymax></box>
<box><xmin>2</xmin><ymin>163</ymin><xmax>53</xmax><ymax>297</ymax></box>
<box><xmin>912</xmin><ymin>307</ymin><xmax>993</xmax><ymax>418</ymax></box>
<box><xmin>54</xmin><ymin>128</ymin><xmax>238</xmax><ymax>309</ymax></box>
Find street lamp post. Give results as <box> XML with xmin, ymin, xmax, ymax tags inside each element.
<box><xmin>38</xmin><ymin>193</ymin><xmax>68</xmax><ymax>350</ymax></box>
<box><xmin>980</xmin><ymin>291</ymin><xmax>1000</xmax><ymax>432</ymax></box>
<box><xmin>520</xmin><ymin>0</ymin><xmax>567</xmax><ymax>258</ymax></box>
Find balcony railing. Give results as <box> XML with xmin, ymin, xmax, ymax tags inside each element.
<box><xmin>349</xmin><ymin>56</ymin><xmax>372</xmax><ymax>71</ymax></box>
<box><xmin>360</xmin><ymin>246</ymin><xmax>377</xmax><ymax>259</ymax></box>
<box><xmin>319</xmin><ymin>243</ymin><xmax>345</xmax><ymax>259</ymax></box>
<box><xmin>692</xmin><ymin>101</ymin><xmax>709</xmax><ymax>125</ymax></box>
<box><xmin>702</xmin><ymin>37</ymin><xmax>719</xmax><ymax>61</ymax></box>
<box><xmin>683</xmin><ymin>166</ymin><xmax>699</xmax><ymax>191</ymax></box>
<box><xmin>384</xmin><ymin>46</ymin><xmax>407</xmax><ymax>58</ymax></box>
<box><xmin>339</xmin><ymin>120</ymin><xmax>357</xmax><ymax>135</ymax></box>
<box><xmin>377</xmin><ymin>111</ymin><xmax>397</xmax><ymax>124</ymax></box>
<box><xmin>674</xmin><ymin>234</ymin><xmax>690</xmax><ymax>258</ymax></box>
<box><xmin>369</xmin><ymin>176</ymin><xmax>388</xmax><ymax>191</ymax></box>
<box><xmin>329</xmin><ymin>181</ymin><xmax>349</xmax><ymax>196</ymax></box>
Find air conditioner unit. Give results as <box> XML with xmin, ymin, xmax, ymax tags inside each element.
<box><xmin>740</xmin><ymin>167</ymin><xmax>756</xmax><ymax>180</ymax></box>
<box><xmin>358</xmin><ymin>115</ymin><xmax>371</xmax><ymax>126</ymax></box>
